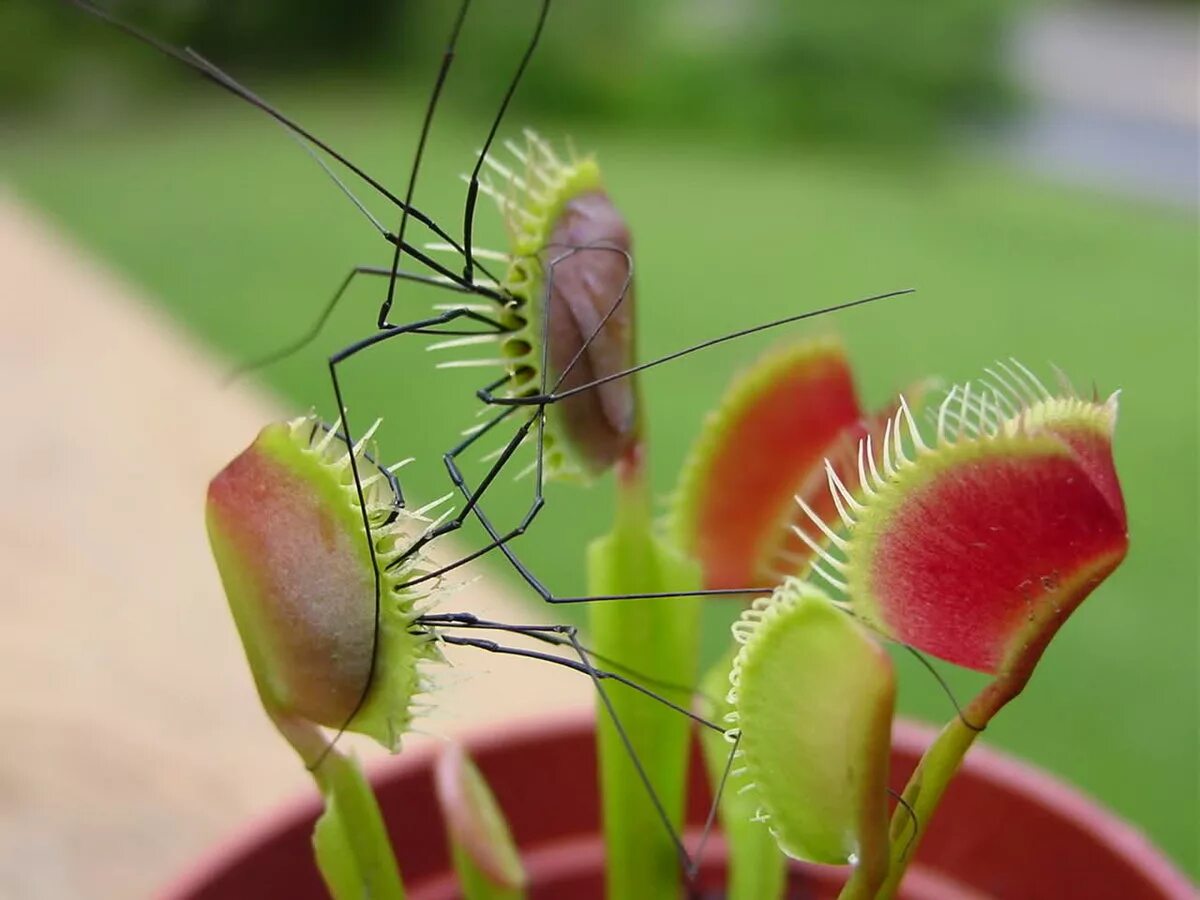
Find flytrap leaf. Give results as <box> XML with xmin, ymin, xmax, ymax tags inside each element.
<box><xmin>729</xmin><ymin>579</ymin><xmax>894</xmax><ymax>884</ymax></box>
<box><xmin>205</xmin><ymin>415</ymin><xmax>442</xmax><ymax>752</ymax></box>
<box><xmin>697</xmin><ymin>648</ymin><xmax>786</xmax><ymax>900</ymax></box>
<box><xmin>467</xmin><ymin>133</ymin><xmax>639</xmax><ymax>479</ymax></box>
<box><xmin>434</xmin><ymin>743</ymin><xmax>527</xmax><ymax>900</ymax></box>
<box><xmin>312</xmin><ymin>748</ymin><xmax>406</xmax><ymax>900</ymax></box>
<box><xmin>797</xmin><ymin>366</ymin><xmax>1129</xmax><ymax>676</ymax></box>
<box><xmin>675</xmin><ymin>338</ymin><xmax>864</xmax><ymax>589</ymax></box>
<box><xmin>674</xmin><ymin>337</ymin><xmax>935</xmax><ymax>590</ymax></box>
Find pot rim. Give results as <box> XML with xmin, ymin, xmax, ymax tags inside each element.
<box><xmin>159</xmin><ymin>710</ymin><xmax>1194</xmax><ymax>899</ymax></box>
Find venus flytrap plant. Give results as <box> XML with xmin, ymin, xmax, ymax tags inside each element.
<box><xmin>674</xmin><ymin>337</ymin><xmax>935</xmax><ymax>590</ymax></box>
<box><xmin>728</xmin><ymin>581</ymin><xmax>896</xmax><ymax>899</ymax></box>
<box><xmin>200</xmin><ymin>330</ymin><xmax>1130</xmax><ymax>900</ymax></box>
<box><xmin>434</xmin><ymin>743</ymin><xmax>528</xmax><ymax>900</ymax></box>
<box><xmin>678</xmin><ymin>344</ymin><xmax>1128</xmax><ymax>898</ymax></box>
<box><xmin>470</xmin><ymin>135</ymin><xmax>701</xmax><ymax>900</ymax></box>
<box><xmin>676</xmin><ymin>337</ymin><xmax>928</xmax><ymax>899</ymax></box>
<box><xmin>812</xmin><ymin>368</ymin><xmax>1129</xmax><ymax>898</ymax></box>
<box><xmin>205</xmin><ymin>414</ymin><xmax>450</xmax><ymax>899</ymax></box>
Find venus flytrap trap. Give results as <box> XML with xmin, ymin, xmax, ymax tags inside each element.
<box><xmin>685</xmin><ymin>350</ymin><xmax>1128</xmax><ymax>899</ymax></box>
<box><xmin>205</xmin><ymin>414</ymin><xmax>446</xmax><ymax>899</ymax></box>
<box><xmin>434</xmin><ymin>743</ymin><xmax>527</xmax><ymax>900</ymax></box>
<box><xmin>191</xmin><ymin>111</ymin><xmax>1129</xmax><ymax>898</ymax></box>
<box><xmin>674</xmin><ymin>337</ymin><xmax>935</xmax><ymax>591</ymax></box>
<box><xmin>820</xmin><ymin>369</ymin><xmax>1129</xmax><ymax>899</ymax></box>
<box><xmin>205</xmin><ymin>415</ymin><xmax>444</xmax><ymax>756</ymax></box>
<box><xmin>728</xmin><ymin>582</ymin><xmax>896</xmax><ymax>899</ymax></box>
<box><xmin>433</xmin><ymin>133</ymin><xmax>637</xmax><ymax>479</ymax></box>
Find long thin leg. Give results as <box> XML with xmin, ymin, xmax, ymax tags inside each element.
<box><xmin>70</xmin><ymin>1</ymin><xmax>479</xmax><ymax>261</ymax></box>
<box><xmin>396</xmin><ymin>410</ymin><xmax>539</xmax><ymax>563</ymax></box>
<box><xmin>479</xmin><ymin>289</ymin><xmax>916</xmax><ymax>408</ymax></box>
<box><xmin>231</xmin><ymin>263</ymin><xmax>501</xmax><ymax>379</ymax></box>
<box><xmin>418</xmin><ymin>612</ymin><xmax>720</xmax><ymax>703</ymax></box>
<box><xmin>315</xmin><ymin>306</ymin><xmax>508</xmax><ymax>764</ymax></box>
<box><xmin>888</xmin><ymin>788</ymin><xmax>921</xmax><ymax>857</ymax></box>
<box><xmin>436</xmin><ymin>631</ymin><xmax>719</xmax><ymax>734</ymax></box>
<box><xmin>462</xmin><ymin>0</ymin><xmax>553</xmax><ymax>285</ymax></box>
<box><xmin>902</xmin><ymin>645</ymin><xmax>985</xmax><ymax>732</ymax></box>
<box><xmin>380</xmin><ymin>0</ymin><xmax>473</xmax><ymax>329</ymax></box>
<box><xmin>689</xmin><ymin>730</ymin><xmax>741</xmax><ymax>879</ymax></box>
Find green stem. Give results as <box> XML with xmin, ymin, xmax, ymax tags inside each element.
<box><xmin>869</xmin><ymin>672</ymin><xmax>1030</xmax><ymax>900</ymax></box>
<box><xmin>588</xmin><ymin>447</ymin><xmax>702</xmax><ymax>900</ymax></box>
<box><xmin>697</xmin><ymin>649</ymin><xmax>787</xmax><ymax>900</ymax></box>
<box><xmin>269</xmin><ymin>709</ymin><xmax>406</xmax><ymax>900</ymax></box>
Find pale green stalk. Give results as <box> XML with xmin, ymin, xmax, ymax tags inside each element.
<box><xmin>588</xmin><ymin>452</ymin><xmax>701</xmax><ymax>900</ymax></box>
<box><xmin>865</xmin><ymin>671</ymin><xmax>1030</xmax><ymax>900</ymax></box>
<box><xmin>697</xmin><ymin>649</ymin><xmax>787</xmax><ymax>900</ymax></box>
<box><xmin>269</xmin><ymin>711</ymin><xmax>406</xmax><ymax>900</ymax></box>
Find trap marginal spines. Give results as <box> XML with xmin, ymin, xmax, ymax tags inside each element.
<box><xmin>435</xmin><ymin>130</ymin><xmax>636</xmax><ymax>480</ymax></box>
<box><xmin>206</xmin><ymin>413</ymin><xmax>448</xmax><ymax>753</ymax></box>
<box><xmin>670</xmin><ymin>336</ymin><xmax>866</xmax><ymax>590</ymax></box>
<box><xmin>726</xmin><ymin>578</ymin><xmax>894</xmax><ymax>872</ymax></box>
<box><xmin>789</xmin><ymin>360</ymin><xmax>1128</xmax><ymax>676</ymax></box>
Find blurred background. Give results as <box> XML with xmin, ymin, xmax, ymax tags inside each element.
<box><xmin>2</xmin><ymin>0</ymin><xmax>1196</xmax><ymax>894</ymax></box>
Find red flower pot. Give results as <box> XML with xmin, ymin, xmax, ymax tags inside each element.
<box><xmin>165</xmin><ymin>712</ymin><xmax>1193</xmax><ymax>899</ymax></box>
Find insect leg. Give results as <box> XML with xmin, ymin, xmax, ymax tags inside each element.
<box><xmin>435</xmin><ymin>627</ymin><xmax>699</xmax><ymax>873</ymax></box>
<box><xmin>70</xmin><ymin>1</ymin><xmax>472</xmax><ymax>255</ymax></box>
<box><xmin>435</xmin><ymin>630</ymin><xmax>720</xmax><ymax>734</ymax></box>
<box><xmin>380</xmin><ymin>0</ymin><xmax>476</xmax><ymax>329</ymax></box>
<box><xmin>901</xmin><ymin>645</ymin><xmax>986</xmax><ymax>733</ymax></box>
<box><xmin>232</xmin><ymin>263</ymin><xmax>501</xmax><ymax>379</ymax></box>
<box><xmin>462</xmin><ymin>0</ymin><xmax>553</xmax><ymax>285</ymax></box>
<box><xmin>478</xmin><ymin>289</ymin><xmax>916</xmax><ymax>409</ymax></box>
<box><xmin>316</xmin><ymin>306</ymin><xmax>506</xmax><ymax>761</ymax></box>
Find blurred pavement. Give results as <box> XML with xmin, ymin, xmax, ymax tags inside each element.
<box><xmin>0</xmin><ymin>194</ymin><xmax>589</xmax><ymax>900</ymax></box>
<box><xmin>1008</xmin><ymin>3</ymin><xmax>1199</xmax><ymax>205</ymax></box>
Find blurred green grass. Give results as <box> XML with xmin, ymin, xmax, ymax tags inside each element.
<box><xmin>4</xmin><ymin>85</ymin><xmax>1196</xmax><ymax>874</ymax></box>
